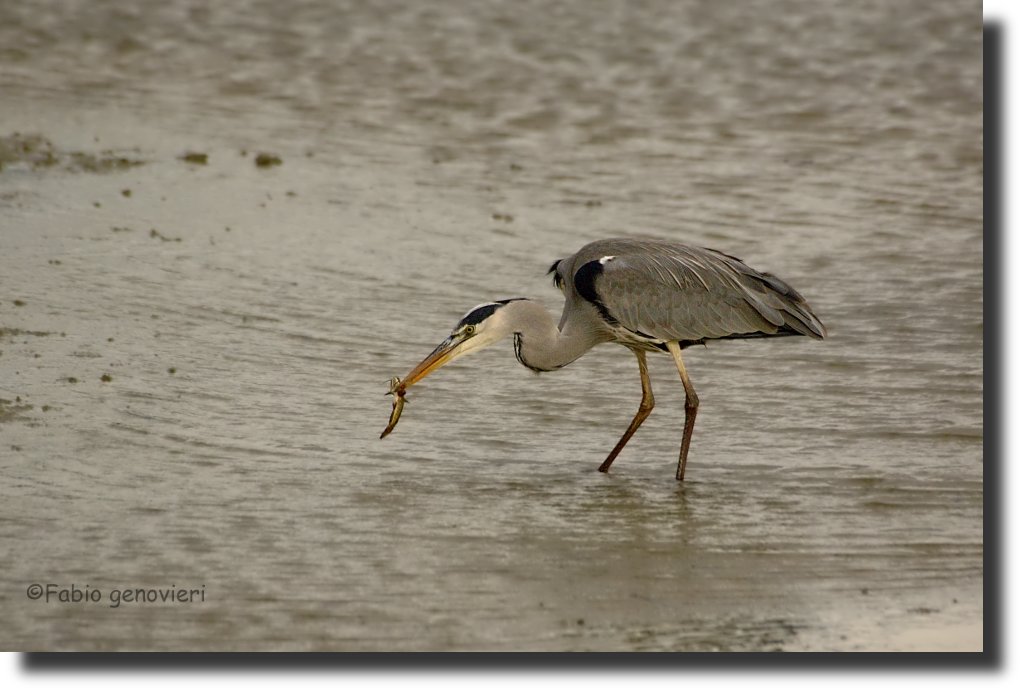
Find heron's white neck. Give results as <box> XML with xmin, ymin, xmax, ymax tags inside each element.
<box><xmin>498</xmin><ymin>299</ymin><xmax>606</xmax><ymax>372</ymax></box>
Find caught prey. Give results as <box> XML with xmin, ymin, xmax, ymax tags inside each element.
<box><xmin>379</xmin><ymin>376</ymin><xmax>407</xmax><ymax>439</ymax></box>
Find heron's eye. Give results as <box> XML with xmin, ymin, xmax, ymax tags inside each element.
<box><xmin>464</xmin><ymin>324</ymin><xmax>476</xmax><ymax>336</ymax></box>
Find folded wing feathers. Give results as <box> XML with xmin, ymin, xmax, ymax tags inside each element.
<box><xmin>588</xmin><ymin>242</ymin><xmax>825</xmax><ymax>341</ymax></box>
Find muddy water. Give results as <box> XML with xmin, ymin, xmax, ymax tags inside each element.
<box><xmin>0</xmin><ymin>0</ymin><xmax>981</xmax><ymax>650</ymax></box>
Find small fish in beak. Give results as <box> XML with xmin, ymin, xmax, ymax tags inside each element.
<box><xmin>378</xmin><ymin>329</ymin><xmax>478</xmax><ymax>438</ymax></box>
<box><xmin>379</xmin><ymin>376</ymin><xmax>407</xmax><ymax>439</ymax></box>
<box><xmin>379</xmin><ymin>308</ymin><xmax>503</xmax><ymax>439</ymax></box>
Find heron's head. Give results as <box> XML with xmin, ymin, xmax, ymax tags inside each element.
<box><xmin>400</xmin><ymin>299</ymin><xmax>524</xmax><ymax>388</ymax></box>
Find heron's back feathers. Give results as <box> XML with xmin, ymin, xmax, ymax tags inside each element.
<box><xmin>561</xmin><ymin>238</ymin><xmax>826</xmax><ymax>345</ymax></box>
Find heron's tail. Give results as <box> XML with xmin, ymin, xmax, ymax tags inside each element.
<box><xmin>748</xmin><ymin>271</ymin><xmax>827</xmax><ymax>339</ymax></box>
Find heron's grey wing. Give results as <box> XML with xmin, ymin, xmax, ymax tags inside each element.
<box><xmin>574</xmin><ymin>245</ymin><xmax>826</xmax><ymax>342</ymax></box>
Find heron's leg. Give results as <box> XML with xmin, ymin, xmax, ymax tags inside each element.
<box><xmin>665</xmin><ymin>342</ymin><xmax>699</xmax><ymax>481</ymax></box>
<box><xmin>598</xmin><ymin>349</ymin><xmax>655</xmax><ymax>473</ymax></box>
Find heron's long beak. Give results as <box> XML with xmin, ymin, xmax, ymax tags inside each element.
<box><xmin>400</xmin><ymin>333</ymin><xmax>477</xmax><ymax>389</ymax></box>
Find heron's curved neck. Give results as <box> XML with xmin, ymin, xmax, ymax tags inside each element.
<box><xmin>502</xmin><ymin>299</ymin><xmax>605</xmax><ymax>372</ymax></box>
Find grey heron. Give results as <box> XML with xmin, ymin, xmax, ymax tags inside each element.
<box><xmin>384</xmin><ymin>237</ymin><xmax>826</xmax><ymax>481</ymax></box>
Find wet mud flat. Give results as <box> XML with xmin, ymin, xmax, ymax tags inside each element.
<box><xmin>0</xmin><ymin>128</ymin><xmax>984</xmax><ymax>648</ymax></box>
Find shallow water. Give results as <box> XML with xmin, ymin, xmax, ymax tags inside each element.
<box><xmin>0</xmin><ymin>0</ymin><xmax>982</xmax><ymax>651</ymax></box>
